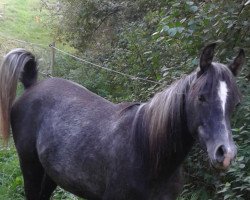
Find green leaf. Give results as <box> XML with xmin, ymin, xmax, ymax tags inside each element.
<box><xmin>161</xmin><ymin>25</ymin><xmax>170</xmax><ymax>32</ymax></box>
<box><xmin>180</xmin><ymin>18</ymin><xmax>187</xmax><ymax>23</ymax></box>
<box><xmin>245</xmin><ymin>0</ymin><xmax>250</xmax><ymax>6</ymax></box>
<box><xmin>239</xmin><ymin>164</ymin><xmax>245</xmax><ymax>169</ymax></box>
<box><xmin>156</xmin><ymin>36</ymin><xmax>165</xmax><ymax>42</ymax></box>
<box><xmin>225</xmin><ymin>182</ymin><xmax>231</xmax><ymax>187</ymax></box>
<box><xmin>143</xmin><ymin>51</ymin><xmax>152</xmax><ymax>55</ymax></box>
<box><xmin>224</xmin><ymin>194</ymin><xmax>233</xmax><ymax>199</ymax></box>
<box><xmin>243</xmin><ymin>176</ymin><xmax>250</xmax><ymax>182</ymax></box>
<box><xmin>217</xmin><ymin>187</ymin><xmax>227</xmax><ymax>193</ymax></box>
<box><xmin>237</xmin><ymin>156</ymin><xmax>244</xmax><ymax>161</ymax></box>
<box><xmin>176</xmin><ymin>27</ymin><xmax>185</xmax><ymax>33</ymax></box>
<box><xmin>190</xmin><ymin>6</ymin><xmax>198</xmax><ymax>12</ymax></box>
<box><xmin>167</xmin><ymin>28</ymin><xmax>178</xmax><ymax>36</ymax></box>
<box><xmin>186</xmin><ymin>1</ymin><xmax>194</xmax><ymax>6</ymax></box>
<box><xmin>152</xmin><ymin>31</ymin><xmax>159</xmax><ymax>36</ymax></box>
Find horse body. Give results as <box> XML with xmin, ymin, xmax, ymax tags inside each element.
<box><xmin>11</xmin><ymin>77</ymin><xmax>184</xmax><ymax>199</ymax></box>
<box><xmin>0</xmin><ymin>45</ymin><xmax>245</xmax><ymax>199</ymax></box>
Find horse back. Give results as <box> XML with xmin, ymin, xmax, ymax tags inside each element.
<box><xmin>11</xmin><ymin>77</ymin><xmax>117</xmax><ymax>145</ymax></box>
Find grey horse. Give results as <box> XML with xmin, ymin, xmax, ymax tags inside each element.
<box><xmin>0</xmin><ymin>43</ymin><xmax>245</xmax><ymax>199</ymax></box>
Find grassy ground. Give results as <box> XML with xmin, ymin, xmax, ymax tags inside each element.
<box><xmin>0</xmin><ymin>0</ymin><xmax>80</xmax><ymax>199</ymax></box>
<box><xmin>0</xmin><ymin>0</ymin><xmax>52</xmax><ymax>44</ymax></box>
<box><xmin>0</xmin><ymin>140</ymin><xmax>24</xmax><ymax>200</ymax></box>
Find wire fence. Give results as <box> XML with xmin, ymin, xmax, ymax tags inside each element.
<box><xmin>50</xmin><ymin>45</ymin><xmax>160</xmax><ymax>85</ymax></box>
<box><xmin>0</xmin><ymin>34</ymin><xmax>160</xmax><ymax>85</ymax></box>
<box><xmin>0</xmin><ymin>34</ymin><xmax>52</xmax><ymax>78</ymax></box>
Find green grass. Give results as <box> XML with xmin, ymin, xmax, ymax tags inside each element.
<box><xmin>0</xmin><ymin>0</ymin><xmax>81</xmax><ymax>199</ymax></box>
<box><xmin>0</xmin><ymin>0</ymin><xmax>54</xmax><ymax>72</ymax></box>
<box><xmin>0</xmin><ymin>0</ymin><xmax>52</xmax><ymax>44</ymax></box>
<box><xmin>0</xmin><ymin>0</ymin><xmax>75</xmax><ymax>51</ymax></box>
<box><xmin>0</xmin><ymin>139</ymin><xmax>24</xmax><ymax>200</ymax></box>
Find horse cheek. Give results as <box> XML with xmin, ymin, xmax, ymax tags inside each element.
<box><xmin>185</xmin><ymin>99</ymin><xmax>199</xmax><ymax>136</ymax></box>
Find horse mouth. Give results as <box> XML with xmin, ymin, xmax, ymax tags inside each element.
<box><xmin>211</xmin><ymin>163</ymin><xmax>230</xmax><ymax>171</ymax></box>
<box><xmin>210</xmin><ymin>156</ymin><xmax>233</xmax><ymax>171</ymax></box>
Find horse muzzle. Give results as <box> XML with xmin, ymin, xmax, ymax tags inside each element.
<box><xmin>197</xmin><ymin>126</ymin><xmax>237</xmax><ymax>170</ymax></box>
<box><xmin>210</xmin><ymin>144</ymin><xmax>237</xmax><ymax>170</ymax></box>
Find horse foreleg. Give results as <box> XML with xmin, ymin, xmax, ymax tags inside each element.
<box><xmin>39</xmin><ymin>173</ymin><xmax>57</xmax><ymax>200</ymax></box>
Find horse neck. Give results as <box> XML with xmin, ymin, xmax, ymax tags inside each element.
<box><xmin>136</xmin><ymin>75</ymin><xmax>196</xmax><ymax>175</ymax></box>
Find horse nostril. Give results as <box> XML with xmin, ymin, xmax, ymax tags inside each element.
<box><xmin>215</xmin><ymin>145</ymin><xmax>227</xmax><ymax>163</ymax></box>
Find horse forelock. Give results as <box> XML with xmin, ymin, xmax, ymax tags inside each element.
<box><xmin>192</xmin><ymin>63</ymin><xmax>240</xmax><ymax>100</ymax></box>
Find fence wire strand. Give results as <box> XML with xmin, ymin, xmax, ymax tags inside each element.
<box><xmin>0</xmin><ymin>34</ymin><xmax>161</xmax><ymax>85</ymax></box>
<box><xmin>50</xmin><ymin>44</ymin><xmax>160</xmax><ymax>85</ymax></box>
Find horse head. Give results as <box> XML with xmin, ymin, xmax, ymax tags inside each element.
<box><xmin>186</xmin><ymin>43</ymin><xmax>245</xmax><ymax>170</ymax></box>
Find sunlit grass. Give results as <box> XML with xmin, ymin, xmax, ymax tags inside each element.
<box><xmin>0</xmin><ymin>0</ymin><xmax>75</xmax><ymax>52</ymax></box>
<box><xmin>0</xmin><ymin>0</ymin><xmax>52</xmax><ymax>44</ymax></box>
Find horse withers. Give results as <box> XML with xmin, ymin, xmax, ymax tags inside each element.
<box><xmin>0</xmin><ymin>44</ymin><xmax>245</xmax><ymax>200</ymax></box>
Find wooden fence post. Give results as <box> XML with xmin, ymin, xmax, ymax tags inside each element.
<box><xmin>50</xmin><ymin>41</ymin><xmax>55</xmax><ymax>76</ymax></box>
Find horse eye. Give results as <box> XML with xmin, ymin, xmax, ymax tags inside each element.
<box><xmin>198</xmin><ymin>95</ymin><xmax>206</xmax><ymax>102</ymax></box>
<box><xmin>235</xmin><ymin>102</ymin><xmax>241</xmax><ymax>108</ymax></box>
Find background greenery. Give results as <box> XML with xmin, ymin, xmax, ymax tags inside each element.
<box><xmin>0</xmin><ymin>0</ymin><xmax>249</xmax><ymax>199</ymax></box>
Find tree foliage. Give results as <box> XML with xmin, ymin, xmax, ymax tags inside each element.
<box><xmin>44</xmin><ymin>0</ymin><xmax>250</xmax><ymax>199</ymax></box>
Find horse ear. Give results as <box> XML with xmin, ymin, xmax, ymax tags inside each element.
<box><xmin>228</xmin><ymin>49</ymin><xmax>245</xmax><ymax>76</ymax></box>
<box><xmin>199</xmin><ymin>43</ymin><xmax>216</xmax><ymax>73</ymax></box>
